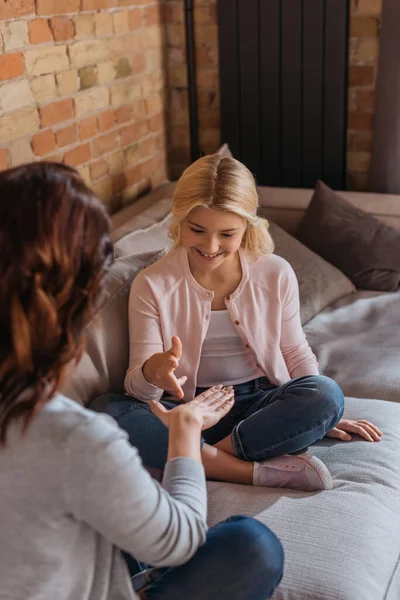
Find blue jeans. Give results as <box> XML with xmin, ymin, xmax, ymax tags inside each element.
<box><xmin>127</xmin><ymin>515</ymin><xmax>284</xmax><ymax>600</ymax></box>
<box><xmin>90</xmin><ymin>375</ymin><xmax>344</xmax><ymax>468</ymax></box>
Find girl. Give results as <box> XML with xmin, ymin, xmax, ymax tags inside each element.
<box><xmin>96</xmin><ymin>154</ymin><xmax>382</xmax><ymax>491</ymax></box>
<box><xmin>0</xmin><ymin>162</ymin><xmax>283</xmax><ymax>600</ymax></box>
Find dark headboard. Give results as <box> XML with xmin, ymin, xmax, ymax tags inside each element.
<box><xmin>217</xmin><ymin>0</ymin><xmax>350</xmax><ymax>189</ymax></box>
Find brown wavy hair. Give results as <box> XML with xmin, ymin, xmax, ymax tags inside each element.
<box><xmin>0</xmin><ymin>162</ymin><xmax>113</xmax><ymax>444</ymax></box>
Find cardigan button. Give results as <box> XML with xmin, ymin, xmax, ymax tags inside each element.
<box><xmin>256</xmin><ymin>363</ymin><xmax>261</xmax><ymax>368</ymax></box>
<box><xmin>226</xmin><ymin>295</ymin><xmax>231</xmax><ymax>301</ymax></box>
<box><xmin>235</xmin><ymin>320</ymin><xmax>240</xmax><ymax>326</ymax></box>
<box><xmin>245</xmin><ymin>343</ymin><xmax>250</xmax><ymax>349</ymax></box>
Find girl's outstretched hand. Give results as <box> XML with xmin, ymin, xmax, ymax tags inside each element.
<box><xmin>150</xmin><ymin>385</ymin><xmax>235</xmax><ymax>431</ymax></box>
<box><xmin>325</xmin><ymin>419</ymin><xmax>383</xmax><ymax>442</ymax></box>
<box><xmin>142</xmin><ymin>336</ymin><xmax>187</xmax><ymax>399</ymax></box>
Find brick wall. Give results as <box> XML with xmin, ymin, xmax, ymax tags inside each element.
<box><xmin>165</xmin><ymin>0</ymin><xmax>219</xmax><ymax>180</ymax></box>
<box><xmin>347</xmin><ymin>0</ymin><xmax>382</xmax><ymax>190</ymax></box>
<box><xmin>0</xmin><ymin>0</ymin><xmax>167</xmax><ymax>212</ymax></box>
<box><xmin>166</xmin><ymin>0</ymin><xmax>383</xmax><ymax>191</ymax></box>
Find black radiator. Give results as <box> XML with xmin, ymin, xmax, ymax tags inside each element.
<box><xmin>217</xmin><ymin>0</ymin><xmax>349</xmax><ymax>189</ymax></box>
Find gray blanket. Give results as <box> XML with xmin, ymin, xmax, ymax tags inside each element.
<box><xmin>207</xmin><ymin>396</ymin><xmax>400</xmax><ymax>600</ymax></box>
<box><xmin>304</xmin><ymin>291</ymin><xmax>400</xmax><ymax>402</ymax></box>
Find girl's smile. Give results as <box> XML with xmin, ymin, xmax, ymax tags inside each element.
<box><xmin>181</xmin><ymin>206</ymin><xmax>246</xmax><ymax>272</ymax></box>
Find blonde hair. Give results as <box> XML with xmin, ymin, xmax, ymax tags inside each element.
<box><xmin>169</xmin><ymin>154</ymin><xmax>274</xmax><ymax>256</ymax></box>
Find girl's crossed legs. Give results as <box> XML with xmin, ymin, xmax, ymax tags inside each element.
<box><xmin>91</xmin><ymin>375</ymin><xmax>344</xmax><ymax>488</ymax></box>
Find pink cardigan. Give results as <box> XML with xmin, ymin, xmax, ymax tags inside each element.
<box><xmin>125</xmin><ymin>247</ymin><xmax>319</xmax><ymax>402</ymax></box>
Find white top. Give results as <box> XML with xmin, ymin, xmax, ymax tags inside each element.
<box><xmin>197</xmin><ymin>310</ymin><xmax>264</xmax><ymax>387</ymax></box>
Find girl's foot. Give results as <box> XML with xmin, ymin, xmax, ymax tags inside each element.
<box><xmin>253</xmin><ymin>453</ymin><xmax>333</xmax><ymax>491</ymax></box>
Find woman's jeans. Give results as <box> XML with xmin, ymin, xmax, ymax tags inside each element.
<box><xmin>127</xmin><ymin>515</ymin><xmax>284</xmax><ymax>600</ymax></box>
<box><xmin>90</xmin><ymin>375</ymin><xmax>344</xmax><ymax>470</ymax></box>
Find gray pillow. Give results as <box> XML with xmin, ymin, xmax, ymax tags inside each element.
<box><xmin>269</xmin><ymin>221</ymin><xmax>356</xmax><ymax>325</ymax></box>
<box><xmin>296</xmin><ymin>180</ymin><xmax>400</xmax><ymax>291</ymax></box>
<box><xmin>62</xmin><ymin>249</ymin><xmax>165</xmax><ymax>406</ymax></box>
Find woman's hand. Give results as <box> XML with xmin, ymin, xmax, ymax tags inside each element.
<box><xmin>150</xmin><ymin>385</ymin><xmax>235</xmax><ymax>431</ymax></box>
<box><xmin>325</xmin><ymin>419</ymin><xmax>383</xmax><ymax>442</ymax></box>
<box><xmin>142</xmin><ymin>336</ymin><xmax>187</xmax><ymax>399</ymax></box>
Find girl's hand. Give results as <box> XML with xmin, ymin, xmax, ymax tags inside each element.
<box><xmin>142</xmin><ymin>336</ymin><xmax>187</xmax><ymax>399</ymax></box>
<box><xmin>150</xmin><ymin>385</ymin><xmax>235</xmax><ymax>431</ymax></box>
<box><xmin>325</xmin><ymin>419</ymin><xmax>383</xmax><ymax>442</ymax></box>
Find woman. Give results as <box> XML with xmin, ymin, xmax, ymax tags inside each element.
<box><xmin>96</xmin><ymin>154</ymin><xmax>382</xmax><ymax>491</ymax></box>
<box><xmin>0</xmin><ymin>162</ymin><xmax>284</xmax><ymax>600</ymax></box>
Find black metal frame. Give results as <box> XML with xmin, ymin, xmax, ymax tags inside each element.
<box><xmin>184</xmin><ymin>0</ymin><xmax>200</xmax><ymax>162</ymax></box>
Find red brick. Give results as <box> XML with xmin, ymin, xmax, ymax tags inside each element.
<box><xmin>29</xmin><ymin>19</ymin><xmax>53</xmax><ymax>44</ymax></box>
<box><xmin>165</xmin><ymin>4</ymin><xmax>184</xmax><ymax>24</ymax></box>
<box><xmin>0</xmin><ymin>0</ymin><xmax>35</xmax><ymax>20</ymax></box>
<box><xmin>199</xmin><ymin>111</ymin><xmax>219</xmax><ymax>128</ymax></box>
<box><xmin>43</xmin><ymin>152</ymin><xmax>62</xmax><ymax>163</ymax></box>
<box><xmin>193</xmin><ymin>5</ymin><xmax>217</xmax><ymax>26</ymax></box>
<box><xmin>129</xmin><ymin>8</ymin><xmax>143</xmax><ymax>30</ymax></box>
<box><xmin>119</xmin><ymin>121</ymin><xmax>148</xmax><ymax>147</ymax></box>
<box><xmin>145</xmin><ymin>5</ymin><xmax>160</xmax><ymax>26</ymax></box>
<box><xmin>56</xmin><ymin>124</ymin><xmax>77</xmax><ymax>147</ymax></box>
<box><xmin>132</xmin><ymin>99</ymin><xmax>147</xmax><ymax>120</ymax></box>
<box><xmin>97</xmin><ymin>110</ymin><xmax>116</xmax><ymax>133</ymax></box>
<box><xmin>151</xmin><ymin>168</ymin><xmax>167</xmax><ymax>189</ymax></box>
<box><xmin>119</xmin><ymin>0</ymin><xmax>151</xmax><ymax>5</ymax></box>
<box><xmin>354</xmin><ymin>90</ymin><xmax>375</xmax><ymax>111</ymax></box>
<box><xmin>112</xmin><ymin>171</ymin><xmax>127</xmax><ymax>194</ymax></box>
<box><xmin>147</xmin><ymin>112</ymin><xmax>164</xmax><ymax>132</ymax></box>
<box><xmin>138</xmin><ymin>120</ymin><xmax>149</xmax><ymax>138</ymax></box>
<box><xmin>93</xmin><ymin>131</ymin><xmax>118</xmax><ymax>157</ymax></box>
<box><xmin>81</xmin><ymin>0</ymin><xmax>116</xmax><ymax>9</ymax></box>
<box><xmin>42</xmin><ymin>154</ymin><xmax>62</xmax><ymax>162</ymax></box>
<box><xmin>348</xmin><ymin>112</ymin><xmax>374</xmax><ymax>130</ymax></box>
<box><xmin>139</xmin><ymin>135</ymin><xmax>156</xmax><ymax>159</ymax></box>
<box><xmin>79</xmin><ymin>116</ymin><xmax>97</xmax><ymax>141</ymax></box>
<box><xmin>0</xmin><ymin>148</ymin><xmax>8</xmax><ymax>171</ymax></box>
<box><xmin>115</xmin><ymin>106</ymin><xmax>134</xmax><ymax>124</ymax></box>
<box><xmin>36</xmin><ymin>0</ymin><xmax>80</xmax><ymax>15</ymax></box>
<box><xmin>141</xmin><ymin>154</ymin><xmax>163</xmax><ymax>179</ymax></box>
<box><xmin>49</xmin><ymin>17</ymin><xmax>75</xmax><ymax>42</ymax></box>
<box><xmin>31</xmin><ymin>130</ymin><xmax>57</xmax><ymax>157</ymax></box>
<box><xmin>64</xmin><ymin>143</ymin><xmax>91</xmax><ymax>167</ymax></box>
<box><xmin>90</xmin><ymin>159</ymin><xmax>109</xmax><ymax>181</ymax></box>
<box><xmin>350</xmin><ymin>17</ymin><xmax>379</xmax><ymax>38</ymax></box>
<box><xmin>40</xmin><ymin>99</ymin><xmax>74</xmax><ymax>127</ymax></box>
<box><xmin>154</xmin><ymin>131</ymin><xmax>166</xmax><ymax>152</ymax></box>
<box><xmin>196</xmin><ymin>46</ymin><xmax>216</xmax><ymax>69</ymax></box>
<box><xmin>120</xmin><ymin>124</ymin><xmax>137</xmax><ymax>147</ymax></box>
<box><xmin>0</xmin><ymin>53</ymin><xmax>24</xmax><ymax>82</ymax></box>
<box><xmin>132</xmin><ymin>53</ymin><xmax>146</xmax><ymax>76</ymax></box>
<box><xmin>125</xmin><ymin>163</ymin><xmax>142</xmax><ymax>186</ymax></box>
<box><xmin>349</xmin><ymin>66</ymin><xmax>374</xmax><ymax>87</ymax></box>
<box><xmin>348</xmin><ymin>132</ymin><xmax>373</xmax><ymax>152</ymax></box>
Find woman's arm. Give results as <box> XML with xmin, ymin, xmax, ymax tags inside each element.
<box><xmin>279</xmin><ymin>264</ymin><xmax>319</xmax><ymax>378</ymax></box>
<box><xmin>65</xmin><ymin>388</ymin><xmax>234</xmax><ymax>567</ymax></box>
<box><xmin>66</xmin><ymin>412</ymin><xmax>207</xmax><ymax>567</ymax></box>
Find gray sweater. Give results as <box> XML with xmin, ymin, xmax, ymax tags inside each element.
<box><xmin>0</xmin><ymin>394</ymin><xmax>208</xmax><ymax>600</ymax></box>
